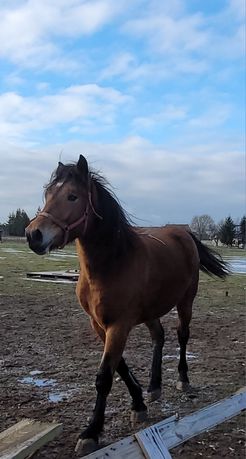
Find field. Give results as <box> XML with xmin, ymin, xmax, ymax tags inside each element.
<box><xmin>0</xmin><ymin>240</ymin><xmax>245</xmax><ymax>458</ymax></box>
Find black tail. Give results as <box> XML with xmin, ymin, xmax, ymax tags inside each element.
<box><xmin>189</xmin><ymin>233</ymin><xmax>230</xmax><ymax>279</ymax></box>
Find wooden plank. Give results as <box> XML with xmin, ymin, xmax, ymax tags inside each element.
<box><xmin>0</xmin><ymin>419</ymin><xmax>63</xmax><ymax>459</ymax></box>
<box><xmin>161</xmin><ymin>389</ymin><xmax>246</xmax><ymax>449</ymax></box>
<box><xmin>26</xmin><ymin>271</ymin><xmax>79</xmax><ymax>281</ymax></box>
<box><xmin>136</xmin><ymin>425</ymin><xmax>172</xmax><ymax>458</ymax></box>
<box><xmin>83</xmin><ymin>388</ymin><xmax>246</xmax><ymax>459</ymax></box>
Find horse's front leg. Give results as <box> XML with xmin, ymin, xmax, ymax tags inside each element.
<box><xmin>75</xmin><ymin>324</ymin><xmax>129</xmax><ymax>456</ymax></box>
<box><xmin>90</xmin><ymin>318</ymin><xmax>147</xmax><ymax>424</ymax></box>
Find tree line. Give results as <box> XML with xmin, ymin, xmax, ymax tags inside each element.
<box><xmin>0</xmin><ymin>209</ymin><xmax>245</xmax><ymax>248</ymax></box>
<box><xmin>0</xmin><ymin>209</ymin><xmax>30</xmax><ymax>237</ymax></box>
<box><xmin>190</xmin><ymin>214</ymin><xmax>246</xmax><ymax>247</ymax></box>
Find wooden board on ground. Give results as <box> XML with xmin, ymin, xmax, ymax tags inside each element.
<box><xmin>26</xmin><ymin>270</ymin><xmax>79</xmax><ymax>281</ymax></box>
<box><xmin>0</xmin><ymin>419</ymin><xmax>63</xmax><ymax>459</ymax></box>
<box><xmin>136</xmin><ymin>425</ymin><xmax>172</xmax><ymax>458</ymax></box>
<box><xmin>83</xmin><ymin>388</ymin><xmax>246</xmax><ymax>459</ymax></box>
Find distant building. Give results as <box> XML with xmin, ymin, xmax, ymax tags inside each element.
<box><xmin>136</xmin><ymin>224</ymin><xmax>191</xmax><ymax>232</ymax></box>
<box><xmin>165</xmin><ymin>224</ymin><xmax>191</xmax><ymax>232</ymax></box>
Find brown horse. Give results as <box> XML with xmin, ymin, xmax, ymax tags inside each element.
<box><xmin>26</xmin><ymin>155</ymin><xmax>228</xmax><ymax>455</ymax></box>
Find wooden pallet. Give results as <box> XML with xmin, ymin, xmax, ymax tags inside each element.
<box><xmin>0</xmin><ymin>419</ymin><xmax>62</xmax><ymax>459</ymax></box>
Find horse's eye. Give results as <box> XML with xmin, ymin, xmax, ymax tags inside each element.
<box><xmin>68</xmin><ymin>194</ymin><xmax>78</xmax><ymax>202</ymax></box>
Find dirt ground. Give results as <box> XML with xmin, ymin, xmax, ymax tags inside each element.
<box><xmin>0</xmin><ymin>247</ymin><xmax>245</xmax><ymax>458</ymax></box>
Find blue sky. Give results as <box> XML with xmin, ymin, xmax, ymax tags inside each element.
<box><xmin>0</xmin><ymin>0</ymin><xmax>244</xmax><ymax>225</ymax></box>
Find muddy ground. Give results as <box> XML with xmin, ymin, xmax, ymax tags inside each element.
<box><xmin>0</xmin><ymin>245</ymin><xmax>245</xmax><ymax>458</ymax></box>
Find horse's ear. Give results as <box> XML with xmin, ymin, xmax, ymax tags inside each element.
<box><xmin>77</xmin><ymin>154</ymin><xmax>88</xmax><ymax>176</ymax></box>
<box><xmin>56</xmin><ymin>161</ymin><xmax>64</xmax><ymax>175</ymax></box>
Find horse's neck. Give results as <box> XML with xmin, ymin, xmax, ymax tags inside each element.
<box><xmin>75</xmin><ymin>230</ymin><xmax>134</xmax><ymax>279</ymax></box>
<box><xmin>75</xmin><ymin>239</ymin><xmax>91</xmax><ymax>278</ymax></box>
<box><xmin>75</xmin><ymin>236</ymin><xmax>116</xmax><ymax>279</ymax></box>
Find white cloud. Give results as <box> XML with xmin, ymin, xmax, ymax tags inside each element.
<box><xmin>100</xmin><ymin>52</ymin><xmax>137</xmax><ymax>80</ymax></box>
<box><xmin>36</xmin><ymin>82</ymin><xmax>50</xmax><ymax>92</ymax></box>
<box><xmin>0</xmin><ymin>84</ymin><xmax>130</xmax><ymax>142</ymax></box>
<box><xmin>100</xmin><ymin>54</ymin><xmax>209</xmax><ymax>86</ymax></box>
<box><xmin>99</xmin><ymin>0</ymin><xmax>243</xmax><ymax>87</ymax></box>
<box><xmin>0</xmin><ymin>0</ymin><xmax>125</xmax><ymax>68</ymax></box>
<box><xmin>100</xmin><ymin>5</ymin><xmax>212</xmax><ymax>84</ymax></box>
<box><xmin>122</xmin><ymin>1</ymin><xmax>244</xmax><ymax>72</ymax></box>
<box><xmin>132</xmin><ymin>105</ymin><xmax>187</xmax><ymax>130</ymax></box>
<box><xmin>220</xmin><ymin>0</ymin><xmax>245</xmax><ymax>23</ymax></box>
<box><xmin>0</xmin><ymin>137</ymin><xmax>243</xmax><ymax>225</ymax></box>
<box><xmin>188</xmin><ymin>104</ymin><xmax>231</xmax><ymax>129</ymax></box>
<box><xmin>3</xmin><ymin>73</ymin><xmax>25</xmax><ymax>87</ymax></box>
<box><xmin>124</xmin><ymin>13</ymin><xmax>208</xmax><ymax>54</ymax></box>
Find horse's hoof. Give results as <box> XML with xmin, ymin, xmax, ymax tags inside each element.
<box><xmin>147</xmin><ymin>388</ymin><xmax>161</xmax><ymax>402</ymax></box>
<box><xmin>75</xmin><ymin>438</ymin><xmax>99</xmax><ymax>456</ymax></box>
<box><xmin>176</xmin><ymin>381</ymin><xmax>191</xmax><ymax>392</ymax></box>
<box><xmin>131</xmin><ymin>409</ymin><xmax>148</xmax><ymax>426</ymax></box>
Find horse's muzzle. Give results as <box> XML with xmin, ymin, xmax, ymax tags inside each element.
<box><xmin>26</xmin><ymin>227</ymin><xmax>47</xmax><ymax>255</ymax></box>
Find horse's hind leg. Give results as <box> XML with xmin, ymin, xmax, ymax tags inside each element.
<box><xmin>176</xmin><ymin>285</ymin><xmax>196</xmax><ymax>391</ymax></box>
<box><xmin>145</xmin><ymin>319</ymin><xmax>165</xmax><ymax>402</ymax></box>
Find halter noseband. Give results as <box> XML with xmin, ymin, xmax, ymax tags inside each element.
<box><xmin>36</xmin><ymin>180</ymin><xmax>102</xmax><ymax>249</ymax></box>
<box><xmin>38</xmin><ymin>203</ymin><xmax>90</xmax><ymax>249</ymax></box>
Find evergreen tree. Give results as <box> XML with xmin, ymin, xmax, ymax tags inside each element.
<box><xmin>240</xmin><ymin>216</ymin><xmax>246</xmax><ymax>247</ymax></box>
<box><xmin>219</xmin><ymin>216</ymin><xmax>236</xmax><ymax>246</ymax></box>
<box><xmin>7</xmin><ymin>209</ymin><xmax>30</xmax><ymax>236</ymax></box>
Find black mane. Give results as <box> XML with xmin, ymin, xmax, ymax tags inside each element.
<box><xmin>46</xmin><ymin>163</ymin><xmax>137</xmax><ymax>267</ymax></box>
<box><xmin>91</xmin><ymin>171</ymin><xmax>136</xmax><ymax>242</ymax></box>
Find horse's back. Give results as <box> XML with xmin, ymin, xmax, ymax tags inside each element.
<box><xmin>136</xmin><ymin>225</ymin><xmax>198</xmax><ymax>263</ymax></box>
<box><xmin>130</xmin><ymin>225</ymin><xmax>200</xmax><ymax>322</ymax></box>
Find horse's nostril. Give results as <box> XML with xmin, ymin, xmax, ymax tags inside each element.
<box><xmin>26</xmin><ymin>228</ymin><xmax>43</xmax><ymax>246</ymax></box>
<box><xmin>32</xmin><ymin>229</ymin><xmax>43</xmax><ymax>243</ymax></box>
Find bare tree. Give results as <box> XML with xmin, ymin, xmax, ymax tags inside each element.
<box><xmin>190</xmin><ymin>215</ymin><xmax>216</xmax><ymax>240</ymax></box>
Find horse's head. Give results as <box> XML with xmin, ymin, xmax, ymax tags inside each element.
<box><xmin>26</xmin><ymin>155</ymin><xmax>95</xmax><ymax>254</ymax></box>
